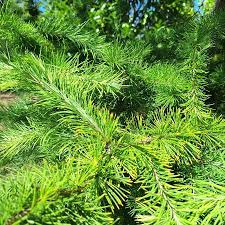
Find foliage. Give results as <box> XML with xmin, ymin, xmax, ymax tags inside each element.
<box><xmin>1</xmin><ymin>2</ymin><xmax>225</xmax><ymax>225</ymax></box>
<box><xmin>3</xmin><ymin>0</ymin><xmax>195</xmax><ymax>38</ymax></box>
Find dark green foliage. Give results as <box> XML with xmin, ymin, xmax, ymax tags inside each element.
<box><xmin>1</xmin><ymin>3</ymin><xmax>225</xmax><ymax>225</ymax></box>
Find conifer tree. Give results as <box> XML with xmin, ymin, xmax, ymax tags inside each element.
<box><xmin>1</xmin><ymin>2</ymin><xmax>225</xmax><ymax>225</ymax></box>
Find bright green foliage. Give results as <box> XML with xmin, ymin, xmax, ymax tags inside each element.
<box><xmin>1</xmin><ymin>3</ymin><xmax>225</xmax><ymax>225</ymax></box>
<box><xmin>51</xmin><ymin>0</ymin><xmax>194</xmax><ymax>38</ymax></box>
<box><xmin>3</xmin><ymin>0</ymin><xmax>195</xmax><ymax>38</ymax></box>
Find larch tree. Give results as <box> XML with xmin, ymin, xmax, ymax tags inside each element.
<box><xmin>0</xmin><ymin>1</ymin><xmax>225</xmax><ymax>225</ymax></box>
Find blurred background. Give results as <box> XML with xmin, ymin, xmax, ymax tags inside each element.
<box><xmin>3</xmin><ymin>0</ymin><xmax>215</xmax><ymax>39</ymax></box>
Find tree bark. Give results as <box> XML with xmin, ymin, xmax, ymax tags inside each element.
<box><xmin>215</xmin><ymin>0</ymin><xmax>225</xmax><ymax>11</ymax></box>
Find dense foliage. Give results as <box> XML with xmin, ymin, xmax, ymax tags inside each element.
<box><xmin>1</xmin><ymin>1</ymin><xmax>225</xmax><ymax>225</ymax></box>
<box><xmin>5</xmin><ymin>0</ymin><xmax>196</xmax><ymax>38</ymax></box>
<box><xmin>44</xmin><ymin>0</ymin><xmax>195</xmax><ymax>38</ymax></box>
